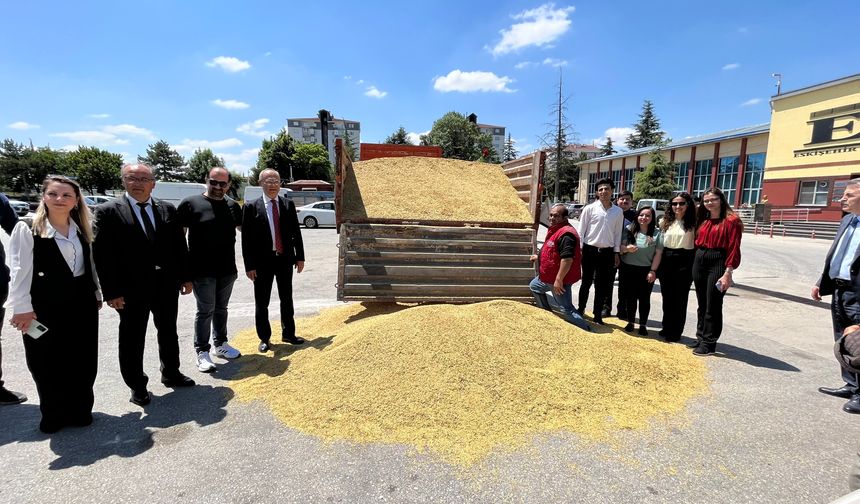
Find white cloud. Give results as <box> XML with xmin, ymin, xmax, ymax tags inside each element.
<box><xmin>88</xmin><ymin>113</ymin><xmax>110</xmax><ymax>119</ymax></box>
<box><xmin>433</xmin><ymin>70</ymin><xmax>515</xmax><ymax>93</ymax></box>
<box><xmin>102</xmin><ymin>124</ymin><xmax>155</xmax><ymax>139</ymax></box>
<box><xmin>236</xmin><ymin>118</ymin><xmax>271</xmax><ymax>137</ymax></box>
<box><xmin>722</xmin><ymin>63</ymin><xmax>740</xmax><ymax>71</ymax></box>
<box><xmin>212</xmin><ymin>99</ymin><xmax>250</xmax><ymax>110</ymax></box>
<box><xmin>174</xmin><ymin>138</ymin><xmax>243</xmax><ymax>154</ymax></box>
<box><xmin>542</xmin><ymin>57</ymin><xmax>568</xmax><ymax>67</ymax></box>
<box><xmin>356</xmin><ymin>79</ymin><xmax>364</xmax><ymax>85</ymax></box>
<box><xmin>205</xmin><ymin>56</ymin><xmax>251</xmax><ymax>73</ymax></box>
<box><xmin>741</xmin><ymin>98</ymin><xmax>762</xmax><ymax>106</ymax></box>
<box><xmin>514</xmin><ymin>61</ymin><xmax>536</xmax><ymax>69</ymax></box>
<box><xmin>218</xmin><ymin>148</ymin><xmax>260</xmax><ymax>175</ymax></box>
<box><xmin>365</xmin><ymin>86</ymin><xmax>388</xmax><ymax>98</ymax></box>
<box><xmin>490</xmin><ymin>3</ymin><xmax>575</xmax><ymax>56</ymax></box>
<box><xmin>591</xmin><ymin>127</ymin><xmax>635</xmax><ymax>148</ymax></box>
<box><xmin>343</xmin><ymin>75</ymin><xmax>352</xmax><ymax>80</ymax></box>
<box><xmin>8</xmin><ymin>121</ymin><xmax>39</xmax><ymax>130</ymax></box>
<box><xmin>406</xmin><ymin>130</ymin><xmax>430</xmax><ymax>145</ymax></box>
<box><xmin>51</xmin><ymin>130</ymin><xmax>129</xmax><ymax>145</ymax></box>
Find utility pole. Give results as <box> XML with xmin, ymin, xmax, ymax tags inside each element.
<box><xmin>554</xmin><ymin>71</ymin><xmax>563</xmax><ymax>203</ymax></box>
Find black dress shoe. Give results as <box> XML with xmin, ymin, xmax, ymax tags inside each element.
<box><xmin>685</xmin><ymin>340</ymin><xmax>700</xmax><ymax>349</ymax></box>
<box><xmin>664</xmin><ymin>335</ymin><xmax>680</xmax><ymax>343</ymax></box>
<box><xmin>819</xmin><ymin>385</ymin><xmax>857</xmax><ymax>399</ymax></box>
<box><xmin>259</xmin><ymin>341</ymin><xmax>271</xmax><ymax>352</ymax></box>
<box><xmin>693</xmin><ymin>343</ymin><xmax>716</xmax><ymax>356</ymax></box>
<box><xmin>161</xmin><ymin>374</ymin><xmax>195</xmax><ymax>388</ymax></box>
<box><xmin>130</xmin><ymin>390</ymin><xmax>152</xmax><ymax>407</ymax></box>
<box><xmin>638</xmin><ymin>326</ymin><xmax>648</xmax><ymax>336</ymax></box>
<box><xmin>844</xmin><ymin>395</ymin><xmax>860</xmax><ymax>414</ymax></box>
<box><xmin>281</xmin><ymin>335</ymin><xmax>306</xmax><ymax>345</ymax></box>
<box><xmin>39</xmin><ymin>418</ymin><xmax>63</xmax><ymax>434</ymax></box>
<box><xmin>624</xmin><ymin>323</ymin><xmax>634</xmax><ymax>332</ymax></box>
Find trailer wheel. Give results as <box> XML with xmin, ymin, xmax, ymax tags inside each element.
<box><xmin>304</xmin><ymin>216</ymin><xmax>318</xmax><ymax>229</ymax></box>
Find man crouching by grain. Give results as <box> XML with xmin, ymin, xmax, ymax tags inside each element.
<box><xmin>529</xmin><ymin>203</ymin><xmax>592</xmax><ymax>332</ymax></box>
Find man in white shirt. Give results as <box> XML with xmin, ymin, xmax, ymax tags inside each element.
<box><xmin>577</xmin><ymin>177</ymin><xmax>624</xmax><ymax>325</ymax></box>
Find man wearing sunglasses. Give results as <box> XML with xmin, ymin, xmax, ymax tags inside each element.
<box><xmin>177</xmin><ymin>167</ymin><xmax>243</xmax><ymax>373</ymax></box>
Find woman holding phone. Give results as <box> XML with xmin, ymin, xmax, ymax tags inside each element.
<box><xmin>690</xmin><ymin>187</ymin><xmax>743</xmax><ymax>356</ymax></box>
<box><xmin>6</xmin><ymin>176</ymin><xmax>102</xmax><ymax>433</ymax></box>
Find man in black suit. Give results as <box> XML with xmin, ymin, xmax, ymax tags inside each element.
<box><xmin>242</xmin><ymin>169</ymin><xmax>305</xmax><ymax>353</ymax></box>
<box><xmin>813</xmin><ymin>178</ymin><xmax>860</xmax><ymax>414</ymax></box>
<box><xmin>93</xmin><ymin>164</ymin><xmax>195</xmax><ymax>407</ymax></box>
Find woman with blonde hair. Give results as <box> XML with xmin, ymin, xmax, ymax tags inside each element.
<box><xmin>6</xmin><ymin>176</ymin><xmax>102</xmax><ymax>433</ymax></box>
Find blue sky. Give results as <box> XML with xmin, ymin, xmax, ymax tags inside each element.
<box><xmin>1</xmin><ymin>1</ymin><xmax>857</xmax><ymax>174</ymax></box>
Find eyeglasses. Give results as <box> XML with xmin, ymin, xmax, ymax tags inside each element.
<box><xmin>702</xmin><ymin>198</ymin><xmax>720</xmax><ymax>204</ymax></box>
<box><xmin>261</xmin><ymin>179</ymin><xmax>281</xmax><ymax>186</ymax></box>
<box><xmin>208</xmin><ymin>180</ymin><xmax>229</xmax><ymax>188</ymax></box>
<box><xmin>124</xmin><ymin>176</ymin><xmax>154</xmax><ymax>184</ymax></box>
<box><xmin>670</xmin><ymin>201</ymin><xmax>687</xmax><ymax>207</ymax></box>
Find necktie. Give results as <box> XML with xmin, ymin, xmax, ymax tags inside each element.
<box><xmin>137</xmin><ymin>202</ymin><xmax>156</xmax><ymax>242</ymax></box>
<box><xmin>271</xmin><ymin>199</ymin><xmax>284</xmax><ymax>254</ymax></box>
<box><xmin>831</xmin><ymin>216</ymin><xmax>858</xmax><ymax>279</ymax></box>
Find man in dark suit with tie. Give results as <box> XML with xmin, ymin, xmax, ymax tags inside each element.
<box><xmin>93</xmin><ymin>164</ymin><xmax>195</xmax><ymax>407</ymax></box>
<box><xmin>242</xmin><ymin>169</ymin><xmax>305</xmax><ymax>353</ymax></box>
<box><xmin>813</xmin><ymin>178</ymin><xmax>860</xmax><ymax>413</ymax></box>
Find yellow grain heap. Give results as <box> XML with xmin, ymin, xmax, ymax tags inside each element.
<box><xmin>230</xmin><ymin>301</ymin><xmax>709</xmax><ymax>467</ymax></box>
<box><xmin>341</xmin><ymin>156</ymin><xmax>533</xmax><ymax>224</ymax></box>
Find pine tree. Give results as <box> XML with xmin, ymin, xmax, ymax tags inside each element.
<box><xmin>138</xmin><ymin>140</ymin><xmax>186</xmax><ymax>181</ymax></box>
<box><xmin>342</xmin><ymin>129</ymin><xmax>358</xmax><ymax>161</ymax></box>
<box><xmin>186</xmin><ymin>148</ymin><xmax>226</xmax><ymax>183</ymax></box>
<box><xmin>384</xmin><ymin>126</ymin><xmax>411</xmax><ymax>145</ymax></box>
<box><xmin>503</xmin><ymin>133</ymin><xmax>518</xmax><ymax>161</ymax></box>
<box><xmin>625</xmin><ymin>100</ymin><xmax>665</xmax><ymax>150</ymax></box>
<box><xmin>632</xmin><ymin>146</ymin><xmax>677</xmax><ymax>201</ymax></box>
<box><xmin>540</xmin><ymin>71</ymin><xmax>578</xmax><ymax>202</ymax></box>
<box><xmin>599</xmin><ymin>137</ymin><xmax>616</xmax><ymax>156</ymax></box>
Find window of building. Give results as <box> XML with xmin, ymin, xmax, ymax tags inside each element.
<box><xmin>611</xmin><ymin>170</ymin><xmax>622</xmax><ymax>197</ymax></box>
<box><xmin>716</xmin><ymin>156</ymin><xmax>739</xmax><ymax>204</ymax></box>
<box><xmin>692</xmin><ymin>159</ymin><xmax>712</xmax><ymax>198</ymax></box>
<box><xmin>741</xmin><ymin>153</ymin><xmax>765</xmax><ymax>205</ymax></box>
<box><xmin>675</xmin><ymin>162</ymin><xmax>689</xmax><ymax>192</ymax></box>
<box><xmin>587</xmin><ymin>172</ymin><xmax>598</xmax><ymax>200</ymax></box>
<box><xmin>798</xmin><ymin>180</ymin><xmax>830</xmax><ymax>206</ymax></box>
<box><xmin>624</xmin><ymin>168</ymin><xmax>635</xmax><ymax>193</ymax></box>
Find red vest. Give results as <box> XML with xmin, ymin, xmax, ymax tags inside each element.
<box><xmin>539</xmin><ymin>224</ymin><xmax>582</xmax><ymax>285</ymax></box>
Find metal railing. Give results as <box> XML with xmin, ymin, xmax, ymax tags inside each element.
<box><xmin>771</xmin><ymin>208</ymin><xmax>810</xmax><ymax>222</ymax></box>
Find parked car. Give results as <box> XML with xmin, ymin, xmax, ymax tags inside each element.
<box><xmin>296</xmin><ymin>201</ymin><xmax>336</xmax><ymax>229</ymax></box>
<box><xmin>566</xmin><ymin>203</ymin><xmax>585</xmax><ymax>220</ymax></box>
<box><xmin>636</xmin><ymin>198</ymin><xmax>669</xmax><ymax>219</ymax></box>
<box><xmin>84</xmin><ymin>195</ymin><xmax>116</xmax><ymax>209</ymax></box>
<box><xmin>8</xmin><ymin>199</ymin><xmax>30</xmax><ymax>217</ymax></box>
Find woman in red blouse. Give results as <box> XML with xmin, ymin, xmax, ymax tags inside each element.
<box><xmin>690</xmin><ymin>187</ymin><xmax>743</xmax><ymax>356</ymax></box>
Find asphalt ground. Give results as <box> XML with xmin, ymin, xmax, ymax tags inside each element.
<box><xmin>0</xmin><ymin>226</ymin><xmax>859</xmax><ymax>504</ymax></box>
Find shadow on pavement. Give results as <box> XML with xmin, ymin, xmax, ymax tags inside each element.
<box><xmin>732</xmin><ymin>282</ymin><xmax>829</xmax><ymax>309</ymax></box>
<box><xmin>0</xmin><ymin>384</ymin><xmax>233</xmax><ymax>470</ymax></box>
<box><xmin>678</xmin><ymin>337</ymin><xmax>801</xmax><ymax>372</ymax></box>
<box><xmin>213</xmin><ymin>335</ymin><xmax>334</xmax><ymax>381</ymax></box>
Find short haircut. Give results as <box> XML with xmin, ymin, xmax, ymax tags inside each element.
<box><xmin>848</xmin><ymin>178</ymin><xmax>860</xmax><ymax>188</ymax></box>
<box><xmin>551</xmin><ymin>203</ymin><xmax>569</xmax><ymax>217</ymax></box>
<box><xmin>617</xmin><ymin>190</ymin><xmax>633</xmax><ymax>199</ymax></box>
<box><xmin>206</xmin><ymin>167</ymin><xmax>231</xmax><ymax>182</ymax></box>
<box><xmin>595</xmin><ymin>177</ymin><xmax>614</xmax><ymax>190</ymax></box>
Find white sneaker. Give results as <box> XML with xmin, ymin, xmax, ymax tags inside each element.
<box><xmin>213</xmin><ymin>343</ymin><xmax>241</xmax><ymax>360</ymax></box>
<box><xmin>196</xmin><ymin>351</ymin><xmax>217</xmax><ymax>373</ymax></box>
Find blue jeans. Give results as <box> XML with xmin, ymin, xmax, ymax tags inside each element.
<box><xmin>529</xmin><ymin>276</ymin><xmax>592</xmax><ymax>331</ymax></box>
<box><xmin>192</xmin><ymin>273</ymin><xmax>237</xmax><ymax>352</ymax></box>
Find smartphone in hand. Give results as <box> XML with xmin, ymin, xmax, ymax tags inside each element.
<box><xmin>24</xmin><ymin>320</ymin><xmax>49</xmax><ymax>339</ymax></box>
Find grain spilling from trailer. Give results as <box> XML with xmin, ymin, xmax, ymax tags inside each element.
<box><xmin>229</xmin><ymin>300</ymin><xmax>710</xmax><ymax>467</ymax></box>
<box><xmin>334</xmin><ymin>139</ymin><xmax>545</xmax><ymax>303</ymax></box>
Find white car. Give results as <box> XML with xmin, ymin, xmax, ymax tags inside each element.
<box><xmin>84</xmin><ymin>195</ymin><xmax>116</xmax><ymax>209</ymax></box>
<box><xmin>296</xmin><ymin>201</ymin><xmax>336</xmax><ymax>229</ymax></box>
<box><xmin>8</xmin><ymin>199</ymin><xmax>30</xmax><ymax>216</ymax></box>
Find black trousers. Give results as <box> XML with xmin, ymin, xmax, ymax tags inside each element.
<box><xmin>578</xmin><ymin>244</ymin><xmax>616</xmax><ymax>316</ymax></box>
<box><xmin>253</xmin><ymin>252</ymin><xmax>296</xmax><ymax>342</ymax></box>
<box><xmin>658</xmin><ymin>248</ymin><xmax>695</xmax><ymax>340</ymax></box>
<box><xmin>602</xmin><ymin>268</ymin><xmax>626</xmax><ymax>316</ymax></box>
<box><xmin>118</xmin><ymin>272</ymin><xmax>181</xmax><ymax>392</ymax></box>
<box><xmin>24</xmin><ymin>275</ymin><xmax>98</xmax><ymax>426</ymax></box>
<box><xmin>692</xmin><ymin>248</ymin><xmax>727</xmax><ymax>345</ymax></box>
<box><xmin>832</xmin><ymin>286</ymin><xmax>860</xmax><ymax>388</ymax></box>
<box><xmin>620</xmin><ymin>263</ymin><xmax>653</xmax><ymax>326</ymax></box>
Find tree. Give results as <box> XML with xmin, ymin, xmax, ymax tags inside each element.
<box><xmin>625</xmin><ymin>100</ymin><xmax>665</xmax><ymax>150</ymax></box>
<box><xmin>422</xmin><ymin>111</ymin><xmax>497</xmax><ymax>162</ymax></box>
<box><xmin>186</xmin><ymin>148</ymin><xmax>226</xmax><ymax>183</ymax></box>
<box><xmin>632</xmin><ymin>146</ymin><xmax>677</xmax><ymax>201</ymax></box>
<box><xmin>250</xmin><ymin>129</ymin><xmax>297</xmax><ymax>185</ymax></box>
<box><xmin>503</xmin><ymin>133</ymin><xmax>518</xmax><ymax>161</ymax></box>
<box><xmin>341</xmin><ymin>130</ymin><xmax>358</xmax><ymax>162</ymax></box>
<box><xmin>384</xmin><ymin>126</ymin><xmax>411</xmax><ymax>145</ymax></box>
<box><xmin>540</xmin><ymin>71</ymin><xmax>579</xmax><ymax>202</ymax></box>
<box><xmin>227</xmin><ymin>170</ymin><xmax>247</xmax><ymax>199</ymax></box>
<box><xmin>66</xmin><ymin>146</ymin><xmax>123</xmax><ymax>194</ymax></box>
<box><xmin>139</xmin><ymin>140</ymin><xmax>187</xmax><ymax>181</ymax></box>
<box><xmin>599</xmin><ymin>137</ymin><xmax>616</xmax><ymax>157</ymax></box>
<box><xmin>292</xmin><ymin>143</ymin><xmax>333</xmax><ymax>181</ymax></box>
<box><xmin>0</xmin><ymin>140</ymin><xmax>70</xmax><ymax>192</ymax></box>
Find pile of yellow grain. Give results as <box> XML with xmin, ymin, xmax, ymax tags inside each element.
<box><xmin>229</xmin><ymin>301</ymin><xmax>708</xmax><ymax>467</ymax></box>
<box><xmin>341</xmin><ymin>157</ymin><xmax>533</xmax><ymax>224</ymax></box>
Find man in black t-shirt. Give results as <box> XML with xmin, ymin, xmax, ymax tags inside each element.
<box><xmin>177</xmin><ymin>167</ymin><xmax>243</xmax><ymax>373</ymax></box>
